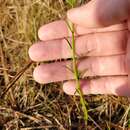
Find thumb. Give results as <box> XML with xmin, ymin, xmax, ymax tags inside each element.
<box><xmin>67</xmin><ymin>0</ymin><xmax>130</xmax><ymax>28</ymax></box>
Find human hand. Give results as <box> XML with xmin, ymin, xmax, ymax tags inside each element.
<box><xmin>29</xmin><ymin>0</ymin><xmax>130</xmax><ymax>96</ymax></box>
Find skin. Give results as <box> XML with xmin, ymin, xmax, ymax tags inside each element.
<box><xmin>29</xmin><ymin>0</ymin><xmax>130</xmax><ymax>96</ymax></box>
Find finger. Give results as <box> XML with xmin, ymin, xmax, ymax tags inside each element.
<box><xmin>76</xmin><ymin>22</ymin><xmax>127</xmax><ymax>35</ymax></box>
<box><xmin>63</xmin><ymin>76</ymin><xmax>129</xmax><ymax>96</ymax></box>
<box><xmin>33</xmin><ymin>55</ymin><xmax>127</xmax><ymax>84</ymax></box>
<box><xmin>29</xmin><ymin>30</ymin><xmax>127</xmax><ymax>62</ymax></box>
<box><xmin>67</xmin><ymin>0</ymin><xmax>130</xmax><ymax>27</ymax></box>
<box><xmin>126</xmin><ymin>32</ymin><xmax>130</xmax><ymax>86</ymax></box>
<box><xmin>38</xmin><ymin>20</ymin><xmax>127</xmax><ymax>41</ymax></box>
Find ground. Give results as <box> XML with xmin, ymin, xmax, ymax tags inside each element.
<box><xmin>0</xmin><ymin>0</ymin><xmax>130</xmax><ymax>130</ymax></box>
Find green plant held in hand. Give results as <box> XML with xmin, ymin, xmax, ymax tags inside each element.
<box><xmin>66</xmin><ymin>0</ymin><xmax>88</xmax><ymax>125</ymax></box>
<box><xmin>66</xmin><ymin>0</ymin><xmax>76</xmax><ymax>7</ymax></box>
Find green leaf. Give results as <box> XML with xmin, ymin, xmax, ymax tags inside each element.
<box><xmin>66</xmin><ymin>0</ymin><xmax>77</xmax><ymax>7</ymax></box>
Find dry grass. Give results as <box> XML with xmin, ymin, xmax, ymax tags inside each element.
<box><xmin>0</xmin><ymin>0</ymin><xmax>130</xmax><ymax>129</ymax></box>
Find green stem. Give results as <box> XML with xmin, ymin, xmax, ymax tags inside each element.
<box><xmin>71</xmin><ymin>24</ymin><xmax>88</xmax><ymax>123</ymax></box>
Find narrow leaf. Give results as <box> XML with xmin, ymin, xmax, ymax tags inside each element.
<box><xmin>66</xmin><ymin>0</ymin><xmax>76</xmax><ymax>7</ymax></box>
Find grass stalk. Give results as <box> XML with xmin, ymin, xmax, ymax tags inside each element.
<box><xmin>70</xmin><ymin>23</ymin><xmax>88</xmax><ymax>124</ymax></box>
<box><xmin>66</xmin><ymin>0</ymin><xmax>88</xmax><ymax>125</ymax></box>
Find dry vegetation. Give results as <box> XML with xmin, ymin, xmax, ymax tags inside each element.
<box><xmin>0</xmin><ymin>0</ymin><xmax>130</xmax><ymax>129</ymax></box>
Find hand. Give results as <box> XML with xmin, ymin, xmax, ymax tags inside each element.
<box><xmin>29</xmin><ymin>0</ymin><xmax>130</xmax><ymax>96</ymax></box>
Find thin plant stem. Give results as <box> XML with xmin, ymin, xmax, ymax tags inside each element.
<box><xmin>69</xmin><ymin>22</ymin><xmax>88</xmax><ymax>124</ymax></box>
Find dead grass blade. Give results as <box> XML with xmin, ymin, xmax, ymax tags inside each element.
<box><xmin>1</xmin><ymin>61</ymin><xmax>33</xmax><ymax>98</ymax></box>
